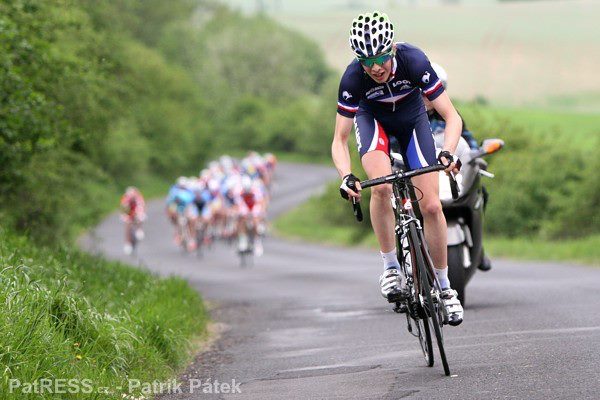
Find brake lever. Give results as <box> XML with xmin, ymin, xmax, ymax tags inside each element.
<box><xmin>448</xmin><ymin>172</ymin><xmax>460</xmax><ymax>200</ymax></box>
<box><xmin>352</xmin><ymin>197</ymin><xmax>363</xmax><ymax>222</ymax></box>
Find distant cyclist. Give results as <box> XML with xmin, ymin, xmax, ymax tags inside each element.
<box><xmin>120</xmin><ymin>187</ymin><xmax>146</xmax><ymax>255</ymax></box>
<box><xmin>333</xmin><ymin>11</ymin><xmax>463</xmax><ymax>325</ymax></box>
<box><xmin>166</xmin><ymin>177</ymin><xmax>199</xmax><ymax>251</ymax></box>
<box><xmin>236</xmin><ymin>176</ymin><xmax>265</xmax><ymax>256</ymax></box>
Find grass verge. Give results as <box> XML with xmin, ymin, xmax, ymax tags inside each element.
<box><xmin>485</xmin><ymin>235</ymin><xmax>600</xmax><ymax>266</ymax></box>
<box><xmin>0</xmin><ymin>230</ymin><xmax>208</xmax><ymax>399</ymax></box>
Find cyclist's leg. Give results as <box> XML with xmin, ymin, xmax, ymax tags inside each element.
<box><xmin>355</xmin><ymin>113</ymin><xmax>395</xmax><ymax>254</ymax></box>
<box><xmin>355</xmin><ymin>112</ymin><xmax>405</xmax><ymax>300</ymax></box>
<box><xmin>200</xmin><ymin>203</ymin><xmax>213</xmax><ymax>244</ymax></box>
<box><xmin>185</xmin><ymin>203</ymin><xmax>199</xmax><ymax>250</ymax></box>
<box><xmin>123</xmin><ymin>217</ymin><xmax>134</xmax><ymax>254</ymax></box>
<box><xmin>167</xmin><ymin>203</ymin><xmax>180</xmax><ymax>243</ymax></box>
<box><xmin>395</xmin><ymin>113</ymin><xmax>448</xmax><ymax>274</ymax></box>
<box><xmin>411</xmin><ymin>172</ymin><xmax>447</xmax><ymax>270</ymax></box>
<box><xmin>124</xmin><ymin>219</ymin><xmax>132</xmax><ymax>245</ymax></box>
<box><xmin>251</xmin><ymin>205</ymin><xmax>264</xmax><ymax>255</ymax></box>
<box><xmin>397</xmin><ymin>112</ymin><xmax>463</xmax><ymax>323</ymax></box>
<box><xmin>237</xmin><ymin>204</ymin><xmax>250</xmax><ymax>251</ymax></box>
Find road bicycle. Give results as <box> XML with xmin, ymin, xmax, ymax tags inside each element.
<box><xmin>237</xmin><ymin>219</ymin><xmax>258</xmax><ymax>268</ymax></box>
<box><xmin>123</xmin><ymin>216</ymin><xmax>144</xmax><ymax>256</ymax></box>
<box><xmin>351</xmin><ymin>160</ymin><xmax>459</xmax><ymax>376</ymax></box>
<box><xmin>176</xmin><ymin>214</ymin><xmax>196</xmax><ymax>253</ymax></box>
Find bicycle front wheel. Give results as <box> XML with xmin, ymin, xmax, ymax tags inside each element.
<box><xmin>415</xmin><ymin>308</ymin><xmax>434</xmax><ymax>367</ymax></box>
<box><xmin>408</xmin><ymin>223</ymin><xmax>451</xmax><ymax>376</ymax></box>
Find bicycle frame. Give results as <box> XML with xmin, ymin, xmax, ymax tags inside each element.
<box><xmin>353</xmin><ymin>162</ymin><xmax>457</xmax><ymax>375</ymax></box>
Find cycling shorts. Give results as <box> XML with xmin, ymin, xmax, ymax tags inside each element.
<box><xmin>354</xmin><ymin>108</ymin><xmax>436</xmax><ymax>170</ymax></box>
<box><xmin>200</xmin><ymin>203</ymin><xmax>213</xmax><ymax>220</ymax></box>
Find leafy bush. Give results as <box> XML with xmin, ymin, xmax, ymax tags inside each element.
<box><xmin>284</xmin><ymin>103</ymin><xmax>600</xmax><ymax>242</ymax></box>
<box><xmin>0</xmin><ymin>0</ymin><xmax>337</xmax><ymax>242</ymax></box>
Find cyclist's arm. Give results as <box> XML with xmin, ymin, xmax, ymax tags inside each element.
<box><xmin>333</xmin><ymin>64</ymin><xmax>362</xmax><ymax>179</ymax></box>
<box><xmin>429</xmin><ymin>91</ymin><xmax>462</xmax><ymax>155</ymax></box>
<box><xmin>331</xmin><ymin>114</ymin><xmax>354</xmax><ymax>178</ymax></box>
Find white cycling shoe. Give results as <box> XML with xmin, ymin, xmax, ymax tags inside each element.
<box><xmin>238</xmin><ymin>235</ymin><xmax>249</xmax><ymax>252</ymax></box>
<box><xmin>123</xmin><ymin>243</ymin><xmax>133</xmax><ymax>255</ymax></box>
<box><xmin>441</xmin><ymin>288</ymin><xmax>463</xmax><ymax>326</ymax></box>
<box><xmin>254</xmin><ymin>238</ymin><xmax>264</xmax><ymax>257</ymax></box>
<box><xmin>379</xmin><ymin>268</ymin><xmax>408</xmax><ymax>303</ymax></box>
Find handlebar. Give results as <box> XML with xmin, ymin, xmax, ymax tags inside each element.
<box><xmin>351</xmin><ymin>164</ymin><xmax>460</xmax><ymax>222</ymax></box>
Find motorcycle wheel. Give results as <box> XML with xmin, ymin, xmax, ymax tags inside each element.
<box><xmin>447</xmin><ymin>244</ymin><xmax>466</xmax><ymax>306</ymax></box>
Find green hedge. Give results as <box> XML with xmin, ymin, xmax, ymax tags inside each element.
<box><xmin>0</xmin><ymin>1</ymin><xmax>336</xmax><ymax>243</ymax></box>
<box><xmin>285</xmin><ymin>104</ymin><xmax>600</xmax><ymax>241</ymax></box>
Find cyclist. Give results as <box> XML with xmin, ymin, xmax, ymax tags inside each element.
<box><xmin>166</xmin><ymin>177</ymin><xmax>198</xmax><ymax>251</ymax></box>
<box><xmin>221</xmin><ymin>175</ymin><xmax>242</xmax><ymax>240</ymax></box>
<box><xmin>333</xmin><ymin>11</ymin><xmax>463</xmax><ymax>325</ymax></box>
<box><xmin>120</xmin><ymin>186</ymin><xmax>146</xmax><ymax>255</ymax></box>
<box><xmin>236</xmin><ymin>175</ymin><xmax>265</xmax><ymax>256</ymax></box>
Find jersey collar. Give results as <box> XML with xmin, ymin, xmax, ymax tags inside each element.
<box><xmin>386</xmin><ymin>56</ymin><xmax>398</xmax><ymax>82</ymax></box>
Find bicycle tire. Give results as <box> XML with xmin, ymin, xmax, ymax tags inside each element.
<box><xmin>415</xmin><ymin>310</ymin><xmax>434</xmax><ymax>367</ymax></box>
<box><xmin>408</xmin><ymin>223</ymin><xmax>451</xmax><ymax>376</ymax></box>
<box><xmin>128</xmin><ymin>224</ymin><xmax>138</xmax><ymax>256</ymax></box>
<box><xmin>196</xmin><ymin>226</ymin><xmax>205</xmax><ymax>258</ymax></box>
<box><xmin>397</xmin><ymin>236</ymin><xmax>433</xmax><ymax>367</ymax></box>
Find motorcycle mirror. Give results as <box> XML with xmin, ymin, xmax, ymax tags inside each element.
<box><xmin>481</xmin><ymin>139</ymin><xmax>504</xmax><ymax>155</ymax></box>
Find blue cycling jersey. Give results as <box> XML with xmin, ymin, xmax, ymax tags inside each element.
<box><xmin>166</xmin><ymin>186</ymin><xmax>195</xmax><ymax>209</ymax></box>
<box><xmin>337</xmin><ymin>42</ymin><xmax>444</xmax><ymax>119</ymax></box>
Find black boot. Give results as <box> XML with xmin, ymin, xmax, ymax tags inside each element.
<box><xmin>478</xmin><ymin>254</ymin><xmax>492</xmax><ymax>272</ymax></box>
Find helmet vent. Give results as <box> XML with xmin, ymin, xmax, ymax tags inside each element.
<box><xmin>349</xmin><ymin>11</ymin><xmax>394</xmax><ymax>58</ymax></box>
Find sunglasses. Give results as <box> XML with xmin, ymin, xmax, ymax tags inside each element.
<box><xmin>358</xmin><ymin>51</ymin><xmax>393</xmax><ymax>67</ymax></box>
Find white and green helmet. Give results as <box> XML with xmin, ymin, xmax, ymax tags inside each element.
<box><xmin>349</xmin><ymin>11</ymin><xmax>395</xmax><ymax>58</ymax></box>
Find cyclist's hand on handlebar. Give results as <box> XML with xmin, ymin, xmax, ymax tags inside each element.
<box><xmin>339</xmin><ymin>173</ymin><xmax>362</xmax><ymax>201</ymax></box>
<box><xmin>438</xmin><ymin>151</ymin><xmax>462</xmax><ymax>174</ymax></box>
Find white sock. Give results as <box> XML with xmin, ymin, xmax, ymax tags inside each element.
<box><xmin>435</xmin><ymin>266</ymin><xmax>450</xmax><ymax>289</ymax></box>
<box><xmin>381</xmin><ymin>249</ymin><xmax>400</xmax><ymax>270</ymax></box>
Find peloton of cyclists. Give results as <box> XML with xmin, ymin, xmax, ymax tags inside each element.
<box><xmin>164</xmin><ymin>152</ymin><xmax>275</xmax><ymax>256</ymax></box>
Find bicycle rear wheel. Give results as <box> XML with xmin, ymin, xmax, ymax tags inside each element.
<box><xmin>408</xmin><ymin>223</ymin><xmax>451</xmax><ymax>376</ymax></box>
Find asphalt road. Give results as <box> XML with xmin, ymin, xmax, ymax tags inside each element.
<box><xmin>82</xmin><ymin>162</ymin><xmax>600</xmax><ymax>400</ymax></box>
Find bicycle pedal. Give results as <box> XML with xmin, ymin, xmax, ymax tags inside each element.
<box><xmin>387</xmin><ymin>289</ymin><xmax>410</xmax><ymax>303</ymax></box>
<box><xmin>393</xmin><ymin>302</ymin><xmax>408</xmax><ymax>314</ymax></box>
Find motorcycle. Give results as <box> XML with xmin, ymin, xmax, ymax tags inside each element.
<box><xmin>391</xmin><ymin>134</ymin><xmax>504</xmax><ymax>305</ymax></box>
